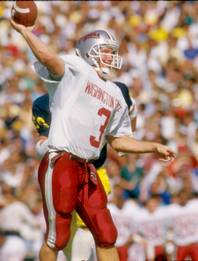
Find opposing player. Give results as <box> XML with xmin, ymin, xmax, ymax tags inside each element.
<box><xmin>32</xmin><ymin>93</ymin><xmax>50</xmax><ymax>158</ymax></box>
<box><xmin>11</xmin><ymin>17</ymin><xmax>175</xmax><ymax>261</ymax></box>
<box><xmin>169</xmin><ymin>191</ymin><xmax>198</xmax><ymax>261</ymax></box>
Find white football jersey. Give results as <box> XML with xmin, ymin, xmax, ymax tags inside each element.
<box><xmin>170</xmin><ymin>200</ymin><xmax>198</xmax><ymax>245</ymax></box>
<box><xmin>34</xmin><ymin>55</ymin><xmax>132</xmax><ymax>159</ymax></box>
<box><xmin>132</xmin><ymin>206</ymin><xmax>170</xmax><ymax>246</ymax></box>
<box><xmin>108</xmin><ymin>202</ymin><xmax>132</xmax><ymax>247</ymax></box>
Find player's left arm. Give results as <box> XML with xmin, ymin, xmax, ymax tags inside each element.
<box><xmin>107</xmin><ymin>135</ymin><xmax>176</xmax><ymax>161</ymax></box>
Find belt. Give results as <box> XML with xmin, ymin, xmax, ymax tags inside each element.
<box><xmin>50</xmin><ymin>151</ymin><xmax>94</xmax><ymax>166</ymax></box>
<box><xmin>69</xmin><ymin>154</ymin><xmax>93</xmax><ymax>164</ymax></box>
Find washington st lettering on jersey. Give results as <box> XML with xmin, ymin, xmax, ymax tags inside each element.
<box><xmin>85</xmin><ymin>81</ymin><xmax>122</xmax><ymax>112</ymax></box>
<box><xmin>32</xmin><ymin>78</ymin><xmax>135</xmax><ymax>168</ymax></box>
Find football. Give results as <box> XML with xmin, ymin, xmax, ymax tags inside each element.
<box><xmin>11</xmin><ymin>1</ymin><xmax>38</xmax><ymax>27</ymax></box>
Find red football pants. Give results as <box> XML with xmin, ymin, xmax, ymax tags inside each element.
<box><xmin>38</xmin><ymin>152</ymin><xmax>117</xmax><ymax>250</ymax></box>
<box><xmin>154</xmin><ymin>245</ymin><xmax>166</xmax><ymax>261</ymax></box>
<box><xmin>145</xmin><ymin>246</ymin><xmax>166</xmax><ymax>261</ymax></box>
<box><xmin>177</xmin><ymin>243</ymin><xmax>198</xmax><ymax>261</ymax></box>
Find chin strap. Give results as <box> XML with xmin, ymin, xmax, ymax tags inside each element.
<box><xmin>95</xmin><ymin>66</ymin><xmax>111</xmax><ymax>80</ymax></box>
<box><xmin>90</xmin><ymin>56</ymin><xmax>109</xmax><ymax>76</ymax></box>
<box><xmin>101</xmin><ymin>67</ymin><xmax>110</xmax><ymax>75</ymax></box>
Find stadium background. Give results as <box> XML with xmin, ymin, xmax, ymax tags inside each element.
<box><xmin>0</xmin><ymin>1</ymin><xmax>198</xmax><ymax>260</ymax></box>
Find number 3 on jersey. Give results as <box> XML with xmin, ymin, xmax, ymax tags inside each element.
<box><xmin>90</xmin><ymin>107</ymin><xmax>111</xmax><ymax>148</ymax></box>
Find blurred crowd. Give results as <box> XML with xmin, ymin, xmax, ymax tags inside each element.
<box><xmin>0</xmin><ymin>1</ymin><xmax>198</xmax><ymax>260</ymax></box>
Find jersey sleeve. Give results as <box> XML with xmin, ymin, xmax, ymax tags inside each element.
<box><xmin>33</xmin><ymin>55</ymin><xmax>88</xmax><ymax>94</ymax></box>
<box><xmin>107</xmin><ymin>104</ymin><xmax>132</xmax><ymax>138</ymax></box>
<box><xmin>33</xmin><ymin>60</ymin><xmax>60</xmax><ymax>99</ymax></box>
<box><xmin>33</xmin><ymin>61</ymin><xmax>60</xmax><ymax>84</ymax></box>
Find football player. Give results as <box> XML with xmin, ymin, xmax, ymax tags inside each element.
<box><xmin>11</xmin><ymin>17</ymin><xmax>175</xmax><ymax>261</ymax></box>
<box><xmin>32</xmin><ymin>80</ymin><xmax>137</xmax><ymax>261</ymax></box>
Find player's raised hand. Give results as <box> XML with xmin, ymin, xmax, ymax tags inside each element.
<box><xmin>155</xmin><ymin>144</ymin><xmax>176</xmax><ymax>162</ymax></box>
<box><xmin>10</xmin><ymin>18</ymin><xmax>32</xmax><ymax>33</ymax></box>
<box><xmin>10</xmin><ymin>18</ymin><xmax>26</xmax><ymax>33</ymax></box>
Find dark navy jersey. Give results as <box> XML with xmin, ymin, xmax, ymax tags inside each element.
<box><xmin>92</xmin><ymin>145</ymin><xmax>107</xmax><ymax>169</ymax></box>
<box><xmin>32</xmin><ymin>94</ymin><xmax>51</xmax><ymax>137</ymax></box>
<box><xmin>114</xmin><ymin>81</ymin><xmax>132</xmax><ymax>110</ymax></box>
<box><xmin>32</xmin><ymin>82</ymin><xmax>132</xmax><ymax>168</ymax></box>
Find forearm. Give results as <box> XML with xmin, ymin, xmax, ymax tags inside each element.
<box><xmin>21</xmin><ymin>28</ymin><xmax>64</xmax><ymax>76</ymax></box>
<box><xmin>108</xmin><ymin>135</ymin><xmax>157</xmax><ymax>154</ymax></box>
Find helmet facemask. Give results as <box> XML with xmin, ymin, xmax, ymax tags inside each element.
<box><xmin>88</xmin><ymin>44</ymin><xmax>122</xmax><ymax>70</ymax></box>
